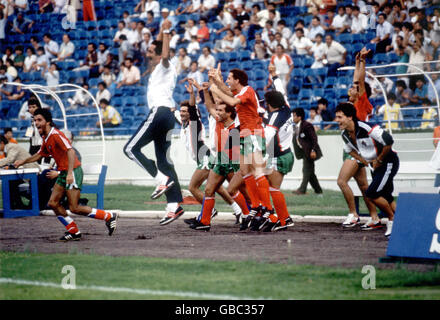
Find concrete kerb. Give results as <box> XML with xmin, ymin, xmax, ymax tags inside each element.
<box><xmin>39</xmin><ymin>210</ymin><xmax>387</xmax><ymax>224</ymax></box>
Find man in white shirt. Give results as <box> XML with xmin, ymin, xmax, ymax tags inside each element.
<box><xmin>176</xmin><ymin>47</ymin><xmax>191</xmax><ymax>75</ymax></box>
<box><xmin>371</xmin><ymin>13</ymin><xmax>393</xmax><ymax>53</ymax></box>
<box><xmin>43</xmin><ymin>33</ymin><xmax>59</xmax><ymax>60</ymax></box>
<box><xmin>308</xmin><ymin>16</ymin><xmax>325</xmax><ymax>41</ymax></box>
<box><xmin>123</xmin><ymin>21</ymin><xmax>185</xmax><ymax>225</ymax></box>
<box><xmin>113</xmin><ymin>21</ymin><xmax>129</xmax><ymax>45</ymax></box>
<box><xmin>256</xmin><ymin>2</ymin><xmax>280</xmax><ymax>28</ymax></box>
<box><xmin>270</xmin><ymin>44</ymin><xmax>294</xmax><ymax>91</ymax></box>
<box><xmin>216</xmin><ymin>9</ymin><xmax>235</xmax><ymax>34</ymax></box>
<box><xmin>330</xmin><ymin>5</ymin><xmax>349</xmax><ymax>35</ymax></box>
<box><xmin>117</xmin><ymin>57</ymin><xmax>140</xmax><ymax>88</ymax></box>
<box><xmin>290</xmin><ymin>28</ymin><xmax>313</xmax><ymax>55</ymax></box>
<box><xmin>324</xmin><ymin>34</ymin><xmax>347</xmax><ymax>76</ymax></box>
<box><xmin>57</xmin><ymin>34</ymin><xmax>75</xmax><ymax>61</ymax></box>
<box><xmin>351</xmin><ymin>5</ymin><xmax>368</xmax><ymax>34</ymax></box>
<box><xmin>197</xmin><ymin>46</ymin><xmax>215</xmax><ymax>73</ymax></box>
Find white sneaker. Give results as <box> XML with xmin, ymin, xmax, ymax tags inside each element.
<box><xmin>151</xmin><ymin>177</ymin><xmax>175</xmax><ymax>199</ymax></box>
<box><xmin>385</xmin><ymin>220</ymin><xmax>393</xmax><ymax>237</ymax></box>
<box><xmin>342</xmin><ymin>213</ymin><xmax>360</xmax><ymax>228</ymax></box>
<box><xmin>360</xmin><ymin>218</ymin><xmax>382</xmax><ymax>231</ymax></box>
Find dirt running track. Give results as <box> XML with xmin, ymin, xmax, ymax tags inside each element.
<box><xmin>0</xmin><ymin>215</ymin><xmax>414</xmax><ymax>270</ymax></box>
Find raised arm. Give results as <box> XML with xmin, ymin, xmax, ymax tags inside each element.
<box><xmin>157</xmin><ymin>20</ymin><xmax>172</xmax><ymax>68</ymax></box>
<box><xmin>354</xmin><ymin>47</ymin><xmax>370</xmax><ymax>96</ymax></box>
<box><xmin>201</xmin><ymin>82</ymin><xmax>217</xmax><ymax>118</ymax></box>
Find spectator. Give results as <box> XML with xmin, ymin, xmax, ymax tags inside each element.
<box><xmin>428</xmin><ymin>73</ymin><xmax>440</xmax><ymax>103</ymax></box>
<box><xmin>290</xmin><ymin>28</ymin><xmax>313</xmax><ymax>55</ymax></box>
<box><xmin>175</xmin><ymin>0</ymin><xmax>191</xmax><ymax>16</ymax></box>
<box><xmin>197</xmin><ymin>17</ymin><xmax>210</xmax><ymax>42</ymax></box>
<box><xmin>52</xmin><ymin>0</ymin><xmax>66</xmax><ymax>13</ymax></box>
<box><xmin>330</xmin><ymin>5</ymin><xmax>349</xmax><ymax>35</ymax></box>
<box><xmin>276</xmin><ymin>19</ymin><xmax>292</xmax><ymax>40</ymax></box>
<box><xmin>344</xmin><ymin>4</ymin><xmax>354</xmax><ymax>30</ymax></box>
<box><xmin>351</xmin><ymin>5</ymin><xmax>368</xmax><ymax>34</ymax></box>
<box><xmin>1</xmin><ymin>46</ymin><xmax>14</xmax><ymax>64</ymax></box>
<box><xmin>421</xmin><ymin>99</ymin><xmax>437</xmax><ymax>129</ymax></box>
<box><xmin>97</xmin><ymin>42</ymin><xmax>109</xmax><ymax>69</ymax></box>
<box><xmin>140</xmin><ymin>29</ymin><xmax>153</xmax><ymax>56</ymax></box>
<box><xmin>234</xmin><ymin>4</ymin><xmax>249</xmax><ymax>29</ymax></box>
<box><xmin>34</xmin><ymin>46</ymin><xmax>49</xmax><ymax>71</ymax></box>
<box><xmin>200</xmin><ymin>0</ymin><xmax>219</xmax><ymax>19</ymax></box>
<box><xmin>197</xmin><ymin>46</ymin><xmax>215</xmax><ymax>73</ymax></box>
<box><xmin>135</xmin><ymin>0</ymin><xmax>159</xmax><ymax>18</ymax></box>
<box><xmin>117</xmin><ymin>57</ymin><xmax>140</xmax><ymax>88</ymax></box>
<box><xmin>0</xmin><ymin>9</ymin><xmax>6</xmax><ymax>53</ymax></box>
<box><xmin>42</xmin><ymin>33</ymin><xmax>59</xmax><ymax>60</ymax></box>
<box><xmin>5</xmin><ymin>58</ymin><xmax>17</xmax><ymax>79</ymax></box>
<box><xmin>369</xmin><ymin>72</ymin><xmax>394</xmax><ymax>98</ymax></box>
<box><xmin>29</xmin><ymin>35</ymin><xmax>41</xmax><ymax>51</ymax></box>
<box><xmin>252</xmin><ymin>32</ymin><xmax>269</xmax><ymax>59</ymax></box>
<box><xmin>13</xmin><ymin>45</ymin><xmax>25</xmax><ymax>71</ymax></box>
<box><xmin>102</xmin><ymin>53</ymin><xmax>119</xmax><ymax>75</ymax></box>
<box><xmin>39</xmin><ymin>0</ymin><xmax>53</xmax><ymax>13</ymax></box>
<box><xmin>308</xmin><ymin>16</ymin><xmax>325</xmax><ymax>41</ymax></box>
<box><xmin>42</xmin><ymin>63</ymin><xmax>60</xmax><ymax>89</ymax></box>
<box><xmin>12</xmin><ymin>12</ymin><xmax>34</xmax><ymax>34</ymax></box>
<box><xmin>187</xmin><ymin>0</ymin><xmax>202</xmax><ymax>14</ymax></box>
<box><xmin>323</xmin><ymin>8</ymin><xmax>335</xmax><ymax>31</ymax></box>
<box><xmin>306</xmin><ymin>106</ymin><xmax>323</xmax><ymax>131</ymax></box>
<box><xmin>273</xmin><ymin>32</ymin><xmax>288</xmax><ymax>51</ymax></box>
<box><xmin>67</xmin><ymin>82</ymin><xmax>90</xmax><ymax>109</ymax></box>
<box><xmin>214</xmin><ymin>28</ymin><xmax>235</xmax><ymax>52</ymax></box>
<box><xmin>83</xmin><ymin>0</ymin><xmax>97</xmax><ymax>21</ymax></box>
<box><xmin>410</xmin><ymin>77</ymin><xmax>428</xmax><ymax>105</ymax></box>
<box><xmin>4</xmin><ymin>127</ymin><xmax>17</xmax><ymax>143</ymax></box>
<box><xmin>113</xmin><ymin>20</ymin><xmax>129</xmax><ymax>44</ymax></box>
<box><xmin>13</xmin><ymin>0</ymin><xmax>29</xmax><ymax>13</ymax></box>
<box><xmin>121</xmin><ymin>10</ymin><xmax>131</xmax><ymax>26</ymax></box>
<box><xmin>100</xmin><ymin>65</ymin><xmax>116</xmax><ymax>88</ymax></box>
<box><xmin>0</xmin><ymin>74</ymin><xmax>12</xmax><ymax>101</ymax></box>
<box><xmin>256</xmin><ymin>2</ymin><xmax>280</xmax><ymax>28</ymax></box>
<box><xmin>117</xmin><ymin>34</ymin><xmax>134</xmax><ymax>64</ymax></box>
<box><xmin>183</xmin><ymin>19</ymin><xmax>199</xmax><ymax>42</ymax></box>
<box><xmin>169</xmin><ymin>47</ymin><xmax>178</xmax><ymax>68</ymax></box>
<box><xmin>23</xmin><ymin>47</ymin><xmax>37</xmax><ymax>72</ymax></box>
<box><xmin>216</xmin><ymin>8</ymin><xmax>235</xmax><ymax>35</ymax></box>
<box><xmin>179</xmin><ymin>61</ymin><xmax>204</xmax><ymax>89</ymax></box>
<box><xmin>176</xmin><ymin>47</ymin><xmax>191</xmax><ymax>75</ymax></box>
<box><xmin>370</xmin><ymin>13</ymin><xmax>393</xmax><ymax>53</ymax></box>
<box><xmin>387</xmin><ymin>23</ymin><xmax>404</xmax><ymax>52</ymax></box>
<box><xmin>395</xmin><ymin>79</ymin><xmax>411</xmax><ymax>107</ymax></box>
<box><xmin>376</xmin><ymin>92</ymin><xmax>402</xmax><ymax>130</ymax></box>
<box><xmin>159</xmin><ymin>8</ymin><xmax>178</xmax><ymax>29</ymax></box>
<box><xmin>187</xmin><ymin>35</ymin><xmax>200</xmax><ymax>55</ymax></box>
<box><xmin>96</xmin><ymin>81</ymin><xmax>111</xmax><ymax>105</ymax></box>
<box><xmin>431</xmin><ymin>8</ymin><xmax>440</xmax><ymax>44</ymax></box>
<box><xmin>309</xmin><ymin>33</ymin><xmax>327</xmax><ymax>69</ymax></box>
<box><xmin>390</xmin><ymin>2</ymin><xmax>407</xmax><ymax>24</ymax></box>
<box><xmin>324</xmin><ymin>33</ymin><xmax>347</xmax><ymax>76</ymax></box>
<box><xmin>317</xmin><ymin>98</ymin><xmax>334</xmax><ymax>130</ymax></box>
<box><xmin>56</xmin><ymin>33</ymin><xmax>75</xmax><ymax>61</ymax></box>
<box><xmin>97</xmin><ymin>98</ymin><xmax>122</xmax><ymax>128</ymax></box>
<box><xmin>270</xmin><ymin>44</ymin><xmax>293</xmax><ymax>92</ymax></box>
<box><xmin>74</xmin><ymin>42</ymin><xmax>99</xmax><ymax>78</ymax></box>
<box><xmin>169</xmin><ymin>29</ymin><xmax>180</xmax><ymax>49</ymax></box>
<box><xmin>261</xmin><ymin>20</ymin><xmax>276</xmax><ymax>45</ymax></box>
<box><xmin>7</xmin><ymin>76</ymin><xmax>26</xmax><ymax>101</ymax></box>
<box><xmin>395</xmin><ymin>45</ymin><xmax>409</xmax><ymax>74</ymax></box>
<box><xmin>127</xmin><ymin>21</ymin><xmax>142</xmax><ymax>47</ymax></box>
<box><xmin>232</xmin><ymin>26</ymin><xmax>247</xmax><ymax>50</ymax></box>
<box><xmin>144</xmin><ymin>10</ymin><xmax>159</xmax><ymax>35</ymax></box>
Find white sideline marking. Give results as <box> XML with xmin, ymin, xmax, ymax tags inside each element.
<box><xmin>0</xmin><ymin>278</ymin><xmax>269</xmax><ymax>300</ymax></box>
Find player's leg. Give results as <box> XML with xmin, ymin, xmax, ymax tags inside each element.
<box><xmin>188</xmin><ymin>169</ymin><xmax>209</xmax><ymax>204</ymax></box>
<box><xmin>337</xmin><ymin>159</ymin><xmax>362</xmax><ymax>227</ymax></box>
<box><xmin>266</xmin><ymin>170</ymin><xmax>290</xmax><ymax>228</ymax></box>
<box><xmin>225</xmin><ymin>170</ymin><xmax>250</xmax><ymax>220</ymax></box>
<box><xmin>353</xmin><ymin>166</ymin><xmax>379</xmax><ymax>220</ymax></box>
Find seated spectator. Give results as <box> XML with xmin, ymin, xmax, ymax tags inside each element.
<box><xmin>201</xmin><ymin>0</ymin><xmax>219</xmax><ymax>19</ymax></box>
<box><xmin>197</xmin><ymin>18</ymin><xmax>210</xmax><ymax>43</ymax></box>
<box><xmin>395</xmin><ymin>79</ymin><xmax>411</xmax><ymax>107</ymax></box>
<box><xmin>34</xmin><ymin>47</ymin><xmax>49</xmax><ymax>71</ymax></box>
<box><xmin>56</xmin><ymin>34</ymin><xmax>75</xmax><ymax>61</ymax></box>
<box><xmin>96</xmin><ymin>81</ymin><xmax>111</xmax><ymax>105</ymax></box>
<box><xmin>290</xmin><ymin>28</ymin><xmax>313</xmax><ymax>55</ymax></box>
<box><xmin>197</xmin><ymin>46</ymin><xmax>215</xmax><ymax>73</ymax></box>
<box><xmin>308</xmin><ymin>16</ymin><xmax>325</xmax><ymax>41</ymax></box>
<box><xmin>410</xmin><ymin>77</ymin><xmax>429</xmax><ymax>105</ymax></box>
<box><xmin>140</xmin><ymin>29</ymin><xmax>153</xmax><ymax>56</ymax></box>
<box><xmin>317</xmin><ymin>98</ymin><xmax>334</xmax><ymax>130</ymax></box>
<box><xmin>42</xmin><ymin>33</ymin><xmax>59</xmax><ymax>60</ymax></box>
<box><xmin>214</xmin><ymin>29</ymin><xmax>235</xmax><ymax>52</ymax></box>
<box><xmin>13</xmin><ymin>0</ymin><xmax>29</xmax><ymax>13</ymax></box>
<box><xmin>351</xmin><ymin>5</ymin><xmax>368</xmax><ymax>34</ymax></box>
<box><xmin>52</xmin><ymin>0</ymin><xmax>67</xmax><ymax>13</ymax></box>
<box><xmin>370</xmin><ymin>13</ymin><xmax>393</xmax><ymax>53</ymax></box>
<box><xmin>306</xmin><ymin>107</ymin><xmax>323</xmax><ymax>131</ymax></box>
<box><xmin>421</xmin><ymin>99</ymin><xmax>438</xmax><ymax>129</ymax></box>
<box><xmin>102</xmin><ymin>53</ymin><xmax>119</xmax><ymax>75</ymax></box>
<box><xmin>159</xmin><ymin>8</ymin><xmax>178</xmax><ymax>29</ymax></box>
<box><xmin>7</xmin><ymin>76</ymin><xmax>26</xmax><ymax>101</ymax></box>
<box><xmin>13</xmin><ymin>45</ymin><xmax>25</xmax><ymax>71</ymax></box>
<box><xmin>390</xmin><ymin>2</ymin><xmax>407</xmax><ymax>24</ymax></box>
<box><xmin>376</xmin><ymin>92</ymin><xmax>402</xmax><ymax>130</ymax></box>
<box><xmin>113</xmin><ymin>21</ymin><xmax>129</xmax><ymax>44</ymax></box>
<box><xmin>324</xmin><ymin>33</ymin><xmax>347</xmax><ymax>77</ymax></box>
<box><xmin>127</xmin><ymin>21</ymin><xmax>142</xmax><ymax>47</ymax></box>
<box><xmin>23</xmin><ymin>47</ymin><xmax>37</xmax><ymax>72</ymax></box>
<box><xmin>309</xmin><ymin>33</ymin><xmax>327</xmax><ymax>69</ymax></box>
<box><xmin>74</xmin><ymin>42</ymin><xmax>100</xmax><ymax>78</ymax></box>
<box><xmin>12</xmin><ymin>12</ymin><xmax>34</xmax><ymax>34</ymax></box>
<box><xmin>187</xmin><ymin>35</ymin><xmax>200</xmax><ymax>55</ymax></box>
<box><xmin>233</xmin><ymin>26</ymin><xmax>247</xmax><ymax>50</ymax></box>
<box><xmin>175</xmin><ymin>0</ymin><xmax>191</xmax><ymax>16</ymax></box>
<box><xmin>144</xmin><ymin>10</ymin><xmax>159</xmax><ymax>35</ymax></box>
<box><xmin>176</xmin><ymin>47</ymin><xmax>191</xmax><ymax>75</ymax></box>
<box><xmin>0</xmin><ymin>74</ymin><xmax>13</xmax><ymax>101</ymax></box>
<box><xmin>97</xmin><ymin>42</ymin><xmax>109</xmax><ymax>69</ymax></box>
<box><xmin>276</xmin><ymin>19</ymin><xmax>292</xmax><ymax>41</ymax></box>
<box><xmin>4</xmin><ymin>127</ymin><xmax>17</xmax><ymax>144</ymax></box>
<box><xmin>135</xmin><ymin>0</ymin><xmax>160</xmax><ymax>18</ymax></box>
<box><xmin>169</xmin><ymin>29</ymin><xmax>180</xmax><ymax>49</ymax></box>
<box><xmin>330</xmin><ymin>6</ymin><xmax>349</xmax><ymax>35</ymax></box>
<box><xmin>101</xmin><ymin>65</ymin><xmax>116</xmax><ymax>88</ymax></box>
<box><xmin>5</xmin><ymin>58</ymin><xmax>18</xmax><ymax>79</ymax></box>
<box><xmin>97</xmin><ymin>98</ymin><xmax>122</xmax><ymax>128</ymax></box>
<box><xmin>42</xmin><ymin>63</ymin><xmax>60</xmax><ymax>89</ymax></box>
<box><xmin>67</xmin><ymin>82</ymin><xmax>90</xmax><ymax>109</ymax></box>
<box><xmin>215</xmin><ymin>8</ymin><xmax>235</xmax><ymax>35</ymax></box>
<box><xmin>39</xmin><ymin>0</ymin><xmax>54</xmax><ymax>13</ymax></box>
<box><xmin>261</xmin><ymin>20</ymin><xmax>276</xmax><ymax>45</ymax></box>
<box><xmin>256</xmin><ymin>2</ymin><xmax>280</xmax><ymax>28</ymax></box>
<box><xmin>122</xmin><ymin>10</ymin><xmax>131</xmax><ymax>26</ymax></box>
<box><xmin>183</xmin><ymin>19</ymin><xmax>199</xmax><ymax>42</ymax></box>
<box><xmin>117</xmin><ymin>34</ymin><xmax>134</xmax><ymax>65</ymax></box>
<box><xmin>0</xmin><ymin>10</ymin><xmax>6</xmax><ymax>53</ymax></box>
<box><xmin>395</xmin><ymin>45</ymin><xmax>409</xmax><ymax>74</ymax></box>
<box><xmin>2</xmin><ymin>46</ymin><xmax>15</xmax><ymax>64</ymax></box>
<box><xmin>428</xmin><ymin>73</ymin><xmax>440</xmax><ymax>103</ymax></box>
<box><xmin>180</xmin><ymin>61</ymin><xmax>204</xmax><ymax>85</ymax></box>
<box><xmin>252</xmin><ymin>32</ymin><xmax>269</xmax><ymax>59</ymax></box>
<box><xmin>273</xmin><ymin>32</ymin><xmax>288</xmax><ymax>52</ymax></box>
<box><xmin>117</xmin><ymin>57</ymin><xmax>140</xmax><ymax>88</ymax></box>
<box><xmin>270</xmin><ymin>44</ymin><xmax>293</xmax><ymax>92</ymax></box>
<box><xmin>234</xmin><ymin>4</ymin><xmax>249</xmax><ymax>29</ymax></box>
<box><xmin>187</xmin><ymin>0</ymin><xmax>202</xmax><ymax>14</ymax></box>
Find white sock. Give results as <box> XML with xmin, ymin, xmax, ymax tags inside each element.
<box><xmin>155</xmin><ymin>171</ymin><xmax>167</xmax><ymax>184</ymax></box>
<box><xmin>230</xmin><ymin>202</ymin><xmax>242</xmax><ymax>216</ymax></box>
<box><xmin>167</xmin><ymin>202</ymin><xmax>178</xmax><ymax>212</ymax></box>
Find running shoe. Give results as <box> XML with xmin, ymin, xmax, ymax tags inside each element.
<box><xmin>385</xmin><ymin>220</ymin><xmax>393</xmax><ymax>237</ymax></box>
<box><xmin>285</xmin><ymin>217</ymin><xmax>295</xmax><ymax>228</ymax></box>
<box><xmin>159</xmin><ymin>206</ymin><xmax>184</xmax><ymax>225</ymax></box>
<box><xmin>257</xmin><ymin>209</ymin><xmax>274</xmax><ymax>231</ymax></box>
<box><xmin>58</xmin><ymin>231</ymin><xmax>82</xmax><ymax>242</ymax></box>
<box><xmin>211</xmin><ymin>208</ymin><xmax>218</xmax><ymax>219</ymax></box>
<box><xmin>106</xmin><ymin>212</ymin><xmax>119</xmax><ymax>236</ymax></box>
<box><xmin>360</xmin><ymin>218</ymin><xmax>382</xmax><ymax>231</ymax></box>
<box><xmin>151</xmin><ymin>177</ymin><xmax>175</xmax><ymax>199</ymax></box>
<box><xmin>189</xmin><ymin>220</ymin><xmax>211</xmax><ymax>231</ymax></box>
<box><xmin>342</xmin><ymin>213</ymin><xmax>360</xmax><ymax>228</ymax></box>
<box><xmin>262</xmin><ymin>221</ymin><xmax>277</xmax><ymax>232</ymax></box>
<box><xmin>184</xmin><ymin>217</ymin><xmax>198</xmax><ymax>225</ymax></box>
<box><xmin>239</xmin><ymin>214</ymin><xmax>253</xmax><ymax>231</ymax></box>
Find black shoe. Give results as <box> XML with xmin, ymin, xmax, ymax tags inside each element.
<box><xmin>151</xmin><ymin>177</ymin><xmax>175</xmax><ymax>200</ymax></box>
<box><xmin>239</xmin><ymin>214</ymin><xmax>253</xmax><ymax>231</ymax></box>
<box><xmin>285</xmin><ymin>217</ymin><xmax>295</xmax><ymax>227</ymax></box>
<box><xmin>105</xmin><ymin>212</ymin><xmax>118</xmax><ymax>236</ymax></box>
<box><xmin>189</xmin><ymin>220</ymin><xmax>211</xmax><ymax>231</ymax></box>
<box><xmin>211</xmin><ymin>208</ymin><xmax>218</xmax><ymax>219</ymax></box>
<box><xmin>272</xmin><ymin>220</ymin><xmax>287</xmax><ymax>232</ymax></box>
<box><xmin>262</xmin><ymin>221</ymin><xmax>276</xmax><ymax>232</ymax></box>
<box><xmin>159</xmin><ymin>206</ymin><xmax>184</xmax><ymax>225</ymax></box>
<box><xmin>233</xmin><ymin>212</ymin><xmax>241</xmax><ymax>225</ymax></box>
<box><xmin>257</xmin><ymin>208</ymin><xmax>274</xmax><ymax>231</ymax></box>
<box><xmin>184</xmin><ymin>217</ymin><xmax>198</xmax><ymax>225</ymax></box>
<box><xmin>58</xmin><ymin>232</ymin><xmax>82</xmax><ymax>242</ymax></box>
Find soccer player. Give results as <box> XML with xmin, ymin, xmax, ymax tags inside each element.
<box><xmin>14</xmin><ymin>109</ymin><xmax>118</xmax><ymax>241</ymax></box>
<box><xmin>209</xmin><ymin>66</ymin><xmax>274</xmax><ymax>231</ymax></box>
<box><xmin>335</xmin><ymin>103</ymin><xmax>399</xmax><ymax>237</ymax></box>
<box><xmin>123</xmin><ymin>20</ymin><xmax>185</xmax><ymax>225</ymax></box>
<box><xmin>338</xmin><ymin>47</ymin><xmax>379</xmax><ymax>229</ymax></box>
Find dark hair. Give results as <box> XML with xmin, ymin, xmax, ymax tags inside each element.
<box><xmin>387</xmin><ymin>92</ymin><xmax>396</xmax><ymax>100</ymax></box>
<box><xmin>43</xmin><ymin>33</ymin><xmax>51</xmax><ymax>39</ymax></box>
<box><xmin>364</xmin><ymin>82</ymin><xmax>372</xmax><ymax>98</ymax></box>
<box><xmin>378</xmin><ymin>13</ymin><xmax>387</xmax><ymax>20</ymax></box>
<box><xmin>98</xmin><ymin>81</ymin><xmax>107</xmax><ymax>88</ymax></box>
<box><xmin>152</xmin><ymin>40</ymin><xmax>163</xmax><ymax>55</ymax></box>
<box><xmin>393</xmin><ymin>22</ymin><xmax>403</xmax><ymax>29</ymax></box>
<box><xmin>317</xmin><ymin>98</ymin><xmax>328</xmax><ymax>106</ymax></box>
<box><xmin>335</xmin><ymin>102</ymin><xmax>358</xmax><ymax>121</ymax></box>
<box><xmin>313</xmin><ymin>16</ymin><xmax>321</xmax><ymax>22</ymax></box>
<box><xmin>0</xmin><ymin>135</ymin><xmax>8</xmax><ymax>145</ymax></box>
<box><xmin>15</xmin><ymin>45</ymin><xmax>24</xmax><ymax>52</ymax></box>
<box><xmin>310</xmin><ymin>107</ymin><xmax>318</xmax><ymax>112</ymax></box>
<box><xmin>100</xmin><ymin>98</ymin><xmax>109</xmax><ymax>105</ymax></box>
<box><xmin>352</xmin><ymin>5</ymin><xmax>360</xmax><ymax>11</ymax></box>
<box><xmin>396</xmin><ymin>80</ymin><xmax>407</xmax><ymax>89</ymax></box>
<box><xmin>119</xmin><ymin>20</ymin><xmax>126</xmax><ymax>26</ymax></box>
<box><xmin>33</xmin><ymin>108</ymin><xmax>53</xmax><ymax>125</ymax></box>
<box><xmin>27</xmin><ymin>47</ymin><xmax>35</xmax><ymax>54</ymax></box>
<box><xmin>28</xmin><ymin>96</ymin><xmax>42</xmax><ymax>108</ymax></box>
<box><xmin>4</xmin><ymin>127</ymin><xmax>12</xmax><ymax>134</ymax></box>
<box><xmin>264</xmin><ymin>90</ymin><xmax>286</xmax><ymax>109</ymax></box>
<box><xmin>278</xmin><ymin>19</ymin><xmax>286</xmax><ymax>26</ymax></box>
<box><xmin>292</xmin><ymin>107</ymin><xmax>305</xmax><ymax>120</ymax></box>
<box><xmin>119</xmin><ymin>34</ymin><xmax>127</xmax><ymax>41</ymax></box>
<box><xmin>180</xmin><ymin>100</ymin><xmax>190</xmax><ymax>108</ymax></box>
<box><xmin>224</xmin><ymin>104</ymin><xmax>236</xmax><ymax>120</ymax></box>
<box><xmin>230</xmin><ymin>69</ymin><xmax>248</xmax><ymax>86</ymax></box>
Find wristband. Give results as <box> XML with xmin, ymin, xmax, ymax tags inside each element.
<box><xmin>163</xmin><ymin>29</ymin><xmax>170</xmax><ymax>34</ymax></box>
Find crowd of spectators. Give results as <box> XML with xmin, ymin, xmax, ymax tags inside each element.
<box><xmin>0</xmin><ymin>0</ymin><xmax>439</xmax><ymax>131</ymax></box>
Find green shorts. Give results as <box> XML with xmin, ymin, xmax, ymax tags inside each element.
<box><xmin>56</xmin><ymin>166</ymin><xmax>83</xmax><ymax>190</ymax></box>
<box><xmin>196</xmin><ymin>154</ymin><xmax>211</xmax><ymax>171</ymax></box>
<box><xmin>240</xmin><ymin>135</ymin><xmax>266</xmax><ymax>156</ymax></box>
<box><xmin>268</xmin><ymin>152</ymin><xmax>294</xmax><ymax>175</ymax></box>
<box><xmin>342</xmin><ymin>150</ymin><xmax>364</xmax><ymax>168</ymax></box>
<box><xmin>213</xmin><ymin>163</ymin><xmax>240</xmax><ymax>177</ymax></box>
<box><xmin>207</xmin><ymin>153</ymin><xmax>216</xmax><ymax>170</ymax></box>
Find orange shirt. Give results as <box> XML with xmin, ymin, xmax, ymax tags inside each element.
<box><xmin>434</xmin><ymin>126</ymin><xmax>440</xmax><ymax>148</ymax></box>
<box><xmin>354</xmin><ymin>92</ymin><xmax>373</xmax><ymax>122</ymax></box>
<box><xmin>38</xmin><ymin>127</ymin><xmax>81</xmax><ymax>171</ymax></box>
<box><xmin>8</xmin><ymin>138</ymin><xmax>18</xmax><ymax>144</ymax></box>
<box><xmin>234</xmin><ymin>86</ymin><xmax>263</xmax><ymax>137</ymax></box>
<box><xmin>215</xmin><ymin>120</ymin><xmax>239</xmax><ymax>162</ymax></box>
